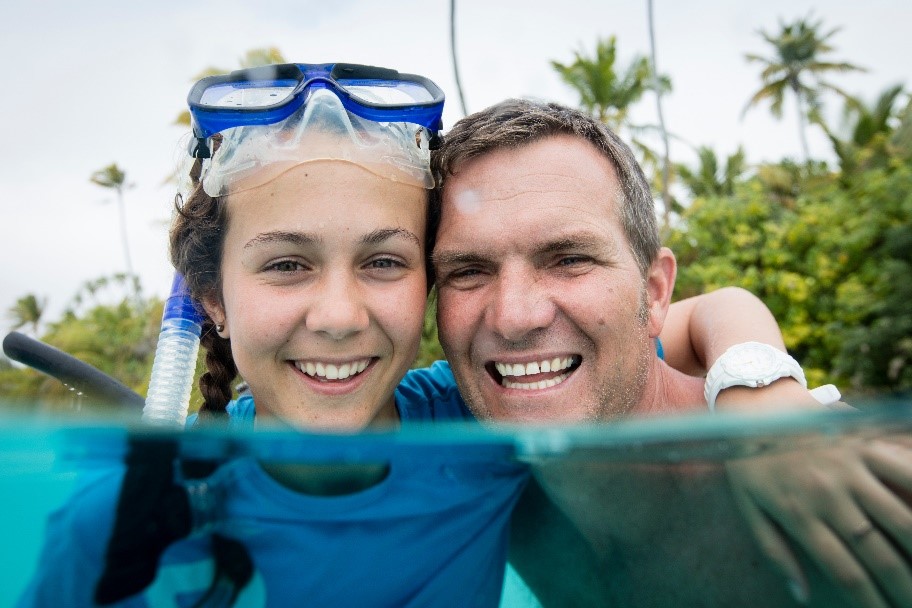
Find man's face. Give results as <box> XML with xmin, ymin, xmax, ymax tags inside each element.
<box><xmin>433</xmin><ymin>135</ymin><xmax>671</xmax><ymax>423</ymax></box>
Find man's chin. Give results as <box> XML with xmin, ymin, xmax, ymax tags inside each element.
<box><xmin>472</xmin><ymin>386</ymin><xmax>595</xmax><ymax>425</ymax></box>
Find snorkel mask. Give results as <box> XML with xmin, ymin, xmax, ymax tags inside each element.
<box><xmin>187</xmin><ymin>62</ymin><xmax>445</xmax><ymax>196</ymax></box>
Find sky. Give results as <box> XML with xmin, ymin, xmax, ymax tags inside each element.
<box><xmin>1</xmin><ymin>0</ymin><xmax>909</xmax><ymax>338</ymax></box>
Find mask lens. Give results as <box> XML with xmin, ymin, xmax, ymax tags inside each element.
<box><xmin>199</xmin><ymin>80</ymin><xmax>298</xmax><ymax>109</ymax></box>
<box><xmin>338</xmin><ymin>80</ymin><xmax>435</xmax><ymax>105</ymax></box>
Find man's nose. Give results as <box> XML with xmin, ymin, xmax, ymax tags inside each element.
<box><xmin>305</xmin><ymin>272</ymin><xmax>370</xmax><ymax>340</ymax></box>
<box><xmin>485</xmin><ymin>266</ymin><xmax>556</xmax><ymax>342</ymax></box>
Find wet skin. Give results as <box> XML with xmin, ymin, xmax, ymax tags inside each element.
<box><xmin>205</xmin><ymin>160</ymin><xmax>428</xmax><ymax>431</ymax></box>
<box><xmin>433</xmin><ymin>135</ymin><xmax>677</xmax><ymax>424</ymax></box>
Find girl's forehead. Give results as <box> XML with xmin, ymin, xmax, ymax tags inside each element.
<box><xmin>224</xmin><ymin>163</ymin><xmax>428</xmax><ymax>243</ymax></box>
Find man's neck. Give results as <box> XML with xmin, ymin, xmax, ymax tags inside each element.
<box><xmin>628</xmin><ymin>357</ymin><xmax>706</xmax><ymax>419</ymax></box>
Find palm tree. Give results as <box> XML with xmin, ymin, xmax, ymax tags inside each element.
<box><xmin>90</xmin><ymin>164</ymin><xmax>134</xmax><ymax>279</ymax></box>
<box><xmin>824</xmin><ymin>84</ymin><xmax>906</xmax><ymax>175</ymax></box>
<box><xmin>677</xmin><ymin>147</ymin><xmax>747</xmax><ymax>199</ymax></box>
<box><xmin>743</xmin><ymin>15</ymin><xmax>865</xmax><ymax>162</ymax></box>
<box><xmin>552</xmin><ymin>36</ymin><xmax>656</xmax><ymax>130</ymax></box>
<box><xmin>8</xmin><ymin>294</ymin><xmax>47</xmax><ymax>335</ymax></box>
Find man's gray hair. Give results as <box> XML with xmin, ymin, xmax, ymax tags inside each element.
<box><xmin>430</xmin><ymin>98</ymin><xmax>660</xmax><ymax>277</ymax></box>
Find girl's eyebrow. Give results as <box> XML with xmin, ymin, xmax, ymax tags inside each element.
<box><xmin>360</xmin><ymin>228</ymin><xmax>421</xmax><ymax>247</ymax></box>
<box><xmin>244</xmin><ymin>231</ymin><xmax>321</xmax><ymax>249</ymax></box>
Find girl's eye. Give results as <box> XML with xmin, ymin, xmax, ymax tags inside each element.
<box><xmin>367</xmin><ymin>257</ymin><xmax>405</xmax><ymax>270</ymax></box>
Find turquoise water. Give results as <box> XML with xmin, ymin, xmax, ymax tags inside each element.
<box><xmin>2</xmin><ymin>403</ymin><xmax>910</xmax><ymax>607</ymax></box>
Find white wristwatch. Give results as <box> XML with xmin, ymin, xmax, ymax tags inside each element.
<box><xmin>704</xmin><ymin>342</ymin><xmax>807</xmax><ymax>411</ymax></box>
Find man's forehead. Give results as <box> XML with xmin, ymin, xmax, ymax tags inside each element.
<box><xmin>444</xmin><ymin>134</ymin><xmax>620</xmax><ymax>197</ymax></box>
<box><xmin>439</xmin><ymin>137</ymin><xmax>622</xmax><ymax>230</ymax></box>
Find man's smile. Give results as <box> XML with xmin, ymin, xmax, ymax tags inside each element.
<box><xmin>487</xmin><ymin>355</ymin><xmax>582</xmax><ymax>390</ymax></box>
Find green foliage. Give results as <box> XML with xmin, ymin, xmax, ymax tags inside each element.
<box><xmin>0</xmin><ymin>282</ymin><xmax>166</xmax><ymax>412</ymax></box>
<box><xmin>414</xmin><ymin>290</ymin><xmax>445</xmax><ymax>369</ymax></box>
<box><xmin>677</xmin><ymin>147</ymin><xmax>747</xmax><ymax>199</ymax></box>
<box><xmin>669</xmin><ymin>144</ymin><xmax>912</xmax><ymax>394</ymax></box>
<box><xmin>824</xmin><ymin>84</ymin><xmax>908</xmax><ymax>178</ymax></box>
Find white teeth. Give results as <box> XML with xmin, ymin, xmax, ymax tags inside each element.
<box><xmin>297</xmin><ymin>358</ymin><xmax>371</xmax><ymax>381</ymax></box>
<box><xmin>496</xmin><ymin>356</ymin><xmax>577</xmax><ymax>378</ymax></box>
<box><xmin>503</xmin><ymin>371</ymin><xmax>572</xmax><ymax>390</ymax></box>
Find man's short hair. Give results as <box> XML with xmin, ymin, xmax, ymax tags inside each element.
<box><xmin>430</xmin><ymin>98</ymin><xmax>660</xmax><ymax>277</ymax></box>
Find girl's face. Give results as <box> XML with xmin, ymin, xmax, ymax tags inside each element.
<box><xmin>205</xmin><ymin>161</ymin><xmax>428</xmax><ymax>431</ymax></box>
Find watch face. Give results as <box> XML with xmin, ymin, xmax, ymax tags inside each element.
<box><xmin>720</xmin><ymin>344</ymin><xmax>779</xmax><ymax>379</ymax></box>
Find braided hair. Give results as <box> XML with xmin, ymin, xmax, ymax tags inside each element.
<box><xmin>169</xmin><ymin>155</ymin><xmax>237</xmax><ymax>419</ymax></box>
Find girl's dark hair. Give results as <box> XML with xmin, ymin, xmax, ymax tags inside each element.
<box><xmin>169</xmin><ymin>156</ymin><xmax>236</xmax><ymax>418</ymax></box>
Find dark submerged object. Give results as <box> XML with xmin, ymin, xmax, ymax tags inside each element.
<box><xmin>2</xmin><ymin>331</ymin><xmax>145</xmax><ymax>409</ymax></box>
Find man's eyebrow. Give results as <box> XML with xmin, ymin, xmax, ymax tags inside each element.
<box><xmin>431</xmin><ymin>250</ymin><xmax>490</xmax><ymax>267</ymax></box>
<box><xmin>244</xmin><ymin>231</ymin><xmax>321</xmax><ymax>249</ymax></box>
<box><xmin>432</xmin><ymin>234</ymin><xmax>617</xmax><ymax>267</ymax></box>
<box><xmin>537</xmin><ymin>235</ymin><xmax>603</xmax><ymax>254</ymax></box>
<box><xmin>360</xmin><ymin>228</ymin><xmax>421</xmax><ymax>247</ymax></box>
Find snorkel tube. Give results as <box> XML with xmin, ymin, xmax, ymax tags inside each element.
<box><xmin>142</xmin><ymin>273</ymin><xmax>204</xmax><ymax>427</ymax></box>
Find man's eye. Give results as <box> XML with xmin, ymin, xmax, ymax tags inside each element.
<box><xmin>451</xmin><ymin>268</ymin><xmax>480</xmax><ymax>277</ymax></box>
<box><xmin>266</xmin><ymin>260</ymin><xmax>304</xmax><ymax>272</ymax></box>
<box><xmin>557</xmin><ymin>255</ymin><xmax>590</xmax><ymax>267</ymax></box>
<box><xmin>439</xmin><ymin>267</ymin><xmax>488</xmax><ymax>289</ymax></box>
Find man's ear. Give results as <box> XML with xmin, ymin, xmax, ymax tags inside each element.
<box><xmin>645</xmin><ymin>247</ymin><xmax>677</xmax><ymax>339</ymax></box>
<box><xmin>201</xmin><ymin>295</ymin><xmax>229</xmax><ymax>338</ymax></box>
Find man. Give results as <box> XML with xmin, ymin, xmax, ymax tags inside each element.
<box><xmin>431</xmin><ymin>100</ymin><xmax>700</xmax><ymax>424</ymax></box>
<box><xmin>429</xmin><ymin>99</ymin><xmax>912</xmax><ymax>607</ymax></box>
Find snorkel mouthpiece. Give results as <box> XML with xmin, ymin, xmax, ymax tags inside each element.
<box><xmin>200</xmin><ymin>88</ymin><xmax>434</xmax><ymax>197</ymax></box>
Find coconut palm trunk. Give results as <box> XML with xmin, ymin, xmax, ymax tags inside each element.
<box><xmin>90</xmin><ymin>164</ymin><xmax>135</xmax><ymax>283</ymax></box>
<box><xmin>792</xmin><ymin>85</ymin><xmax>811</xmax><ymax>162</ymax></box>
<box><xmin>647</xmin><ymin>0</ymin><xmax>671</xmax><ymax>225</ymax></box>
<box><xmin>450</xmin><ymin>0</ymin><xmax>469</xmax><ymax>117</ymax></box>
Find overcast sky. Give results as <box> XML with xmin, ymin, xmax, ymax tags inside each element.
<box><xmin>1</xmin><ymin>0</ymin><xmax>909</xmax><ymax>336</ymax></box>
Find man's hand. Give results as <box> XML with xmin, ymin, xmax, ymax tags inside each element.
<box><xmin>718</xmin><ymin>380</ymin><xmax>912</xmax><ymax>607</ymax></box>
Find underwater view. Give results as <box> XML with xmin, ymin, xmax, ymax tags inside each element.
<box><xmin>3</xmin><ymin>403</ymin><xmax>912</xmax><ymax>607</ymax></box>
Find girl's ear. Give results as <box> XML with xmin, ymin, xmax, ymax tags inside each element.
<box><xmin>201</xmin><ymin>296</ymin><xmax>229</xmax><ymax>338</ymax></box>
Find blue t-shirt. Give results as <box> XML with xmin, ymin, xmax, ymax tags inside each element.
<box><xmin>18</xmin><ymin>362</ymin><xmax>529</xmax><ymax>607</ymax></box>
